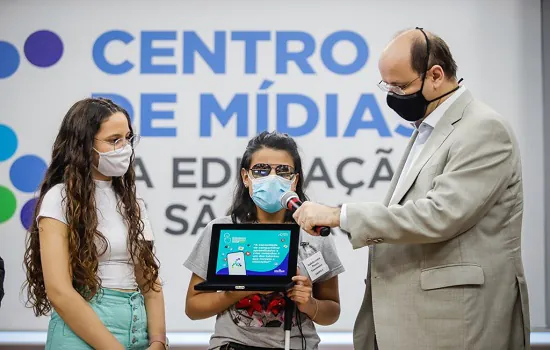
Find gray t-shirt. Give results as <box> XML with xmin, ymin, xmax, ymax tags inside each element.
<box><xmin>184</xmin><ymin>216</ymin><xmax>345</xmax><ymax>350</ymax></box>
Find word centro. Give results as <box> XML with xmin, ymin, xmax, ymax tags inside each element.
<box><xmin>92</xmin><ymin>30</ymin><xmax>370</xmax><ymax>75</ymax></box>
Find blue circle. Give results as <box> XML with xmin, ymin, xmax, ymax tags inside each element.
<box><xmin>0</xmin><ymin>41</ymin><xmax>20</xmax><ymax>79</ymax></box>
<box><xmin>10</xmin><ymin>155</ymin><xmax>47</xmax><ymax>193</ymax></box>
<box><xmin>21</xmin><ymin>197</ymin><xmax>38</xmax><ymax>230</ymax></box>
<box><xmin>24</xmin><ymin>30</ymin><xmax>64</xmax><ymax>68</ymax></box>
<box><xmin>0</xmin><ymin>124</ymin><xmax>18</xmax><ymax>161</ymax></box>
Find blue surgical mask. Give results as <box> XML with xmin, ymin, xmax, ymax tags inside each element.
<box><xmin>251</xmin><ymin>175</ymin><xmax>292</xmax><ymax>213</ymax></box>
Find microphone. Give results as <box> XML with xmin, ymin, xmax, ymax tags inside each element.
<box><xmin>280</xmin><ymin>191</ymin><xmax>331</xmax><ymax>237</ymax></box>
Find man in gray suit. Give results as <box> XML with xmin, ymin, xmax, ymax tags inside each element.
<box><xmin>293</xmin><ymin>27</ymin><xmax>530</xmax><ymax>349</ymax></box>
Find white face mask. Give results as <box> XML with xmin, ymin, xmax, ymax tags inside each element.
<box><xmin>93</xmin><ymin>144</ymin><xmax>133</xmax><ymax>177</ymax></box>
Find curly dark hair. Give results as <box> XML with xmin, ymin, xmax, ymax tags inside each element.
<box><xmin>227</xmin><ymin>131</ymin><xmax>308</xmax><ymax>224</ymax></box>
<box><xmin>23</xmin><ymin>97</ymin><xmax>160</xmax><ymax>316</ymax></box>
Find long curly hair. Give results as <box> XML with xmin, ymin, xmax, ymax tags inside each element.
<box><xmin>23</xmin><ymin>97</ymin><xmax>160</xmax><ymax>316</ymax></box>
<box><xmin>227</xmin><ymin>131</ymin><xmax>308</xmax><ymax>224</ymax></box>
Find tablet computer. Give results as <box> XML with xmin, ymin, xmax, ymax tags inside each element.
<box><xmin>194</xmin><ymin>223</ymin><xmax>300</xmax><ymax>292</ymax></box>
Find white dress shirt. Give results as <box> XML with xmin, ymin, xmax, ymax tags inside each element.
<box><xmin>340</xmin><ymin>86</ymin><xmax>466</xmax><ymax>229</ymax></box>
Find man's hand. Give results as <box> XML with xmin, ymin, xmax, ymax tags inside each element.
<box><xmin>293</xmin><ymin>202</ymin><xmax>341</xmax><ymax>236</ymax></box>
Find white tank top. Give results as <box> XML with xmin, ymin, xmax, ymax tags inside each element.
<box><xmin>37</xmin><ymin>180</ymin><xmax>155</xmax><ymax>290</ymax></box>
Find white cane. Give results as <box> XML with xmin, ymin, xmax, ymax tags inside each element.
<box><xmin>283</xmin><ymin>296</ymin><xmax>294</xmax><ymax>350</ymax></box>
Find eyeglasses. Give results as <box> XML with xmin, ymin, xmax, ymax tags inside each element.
<box><xmin>377</xmin><ymin>76</ymin><xmax>422</xmax><ymax>96</ymax></box>
<box><xmin>249</xmin><ymin>163</ymin><xmax>296</xmax><ymax>180</ymax></box>
<box><xmin>95</xmin><ymin>134</ymin><xmax>141</xmax><ymax>153</ymax></box>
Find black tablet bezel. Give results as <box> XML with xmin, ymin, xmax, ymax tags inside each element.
<box><xmin>206</xmin><ymin>223</ymin><xmax>300</xmax><ymax>284</ymax></box>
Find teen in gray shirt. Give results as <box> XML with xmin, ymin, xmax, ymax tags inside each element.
<box><xmin>184</xmin><ymin>132</ymin><xmax>345</xmax><ymax>350</ymax></box>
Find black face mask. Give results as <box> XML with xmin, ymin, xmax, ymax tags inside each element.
<box><xmin>386</xmin><ymin>27</ymin><xmax>461</xmax><ymax>122</ymax></box>
<box><xmin>386</xmin><ymin>82</ymin><xmax>460</xmax><ymax>122</ymax></box>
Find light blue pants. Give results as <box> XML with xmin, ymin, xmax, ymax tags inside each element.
<box><xmin>46</xmin><ymin>288</ymin><xmax>149</xmax><ymax>349</ymax></box>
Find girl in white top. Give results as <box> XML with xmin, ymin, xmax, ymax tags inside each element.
<box><xmin>23</xmin><ymin>98</ymin><xmax>167</xmax><ymax>350</ymax></box>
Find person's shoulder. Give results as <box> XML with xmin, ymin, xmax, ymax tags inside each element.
<box><xmin>194</xmin><ymin>216</ymin><xmax>233</xmax><ymax>241</ymax></box>
<box><xmin>462</xmin><ymin>97</ymin><xmax>513</xmax><ymax>132</ymax></box>
<box><xmin>455</xmin><ymin>97</ymin><xmax>517</xmax><ymax>145</ymax></box>
<box><xmin>201</xmin><ymin>216</ymin><xmax>234</xmax><ymax>232</ymax></box>
<box><xmin>42</xmin><ymin>183</ymin><xmax>66</xmax><ymax>205</ymax></box>
<box><xmin>135</xmin><ymin>183</ymin><xmax>149</xmax><ymax>201</ymax></box>
<box><xmin>37</xmin><ymin>183</ymin><xmax>68</xmax><ymax>225</ymax></box>
<box><xmin>136</xmin><ymin>190</ymin><xmax>144</xmax><ymax>201</ymax></box>
<box><xmin>209</xmin><ymin>216</ymin><xmax>234</xmax><ymax>225</ymax></box>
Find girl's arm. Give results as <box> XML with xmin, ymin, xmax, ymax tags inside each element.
<box><xmin>185</xmin><ymin>273</ymin><xmax>268</xmax><ymax>320</ymax></box>
<box><xmin>288</xmin><ymin>274</ymin><xmax>341</xmax><ymax>326</ymax></box>
<box><xmin>135</xmin><ymin>253</ymin><xmax>166</xmax><ymax>350</ymax></box>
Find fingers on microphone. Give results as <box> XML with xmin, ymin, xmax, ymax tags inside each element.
<box><xmin>304</xmin><ymin>220</ymin><xmax>317</xmax><ymax>236</ymax></box>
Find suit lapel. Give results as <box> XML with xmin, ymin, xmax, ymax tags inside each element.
<box><xmin>389</xmin><ymin>90</ymin><xmax>474</xmax><ymax>205</ymax></box>
<box><xmin>383</xmin><ymin>131</ymin><xmax>417</xmax><ymax>206</ymax></box>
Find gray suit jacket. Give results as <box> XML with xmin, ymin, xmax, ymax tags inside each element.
<box><xmin>342</xmin><ymin>90</ymin><xmax>530</xmax><ymax>350</ymax></box>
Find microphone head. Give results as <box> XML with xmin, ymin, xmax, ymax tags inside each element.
<box><xmin>280</xmin><ymin>191</ymin><xmax>299</xmax><ymax>208</ymax></box>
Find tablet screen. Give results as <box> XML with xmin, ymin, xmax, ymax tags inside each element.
<box><xmin>215</xmin><ymin>228</ymin><xmax>291</xmax><ymax>276</ymax></box>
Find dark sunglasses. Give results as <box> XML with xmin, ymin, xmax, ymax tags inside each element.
<box><xmin>249</xmin><ymin>163</ymin><xmax>296</xmax><ymax>180</ymax></box>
